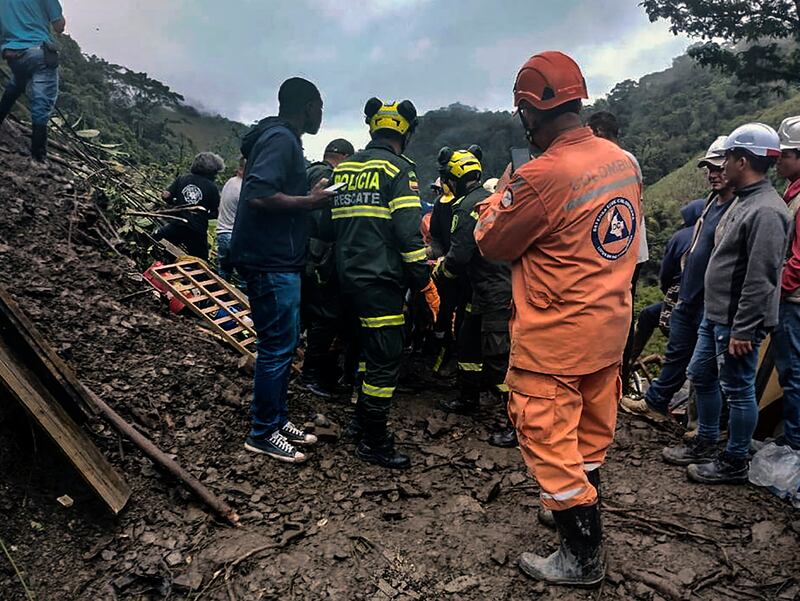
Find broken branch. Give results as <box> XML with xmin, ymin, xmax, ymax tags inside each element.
<box><xmin>78</xmin><ymin>384</ymin><xmax>240</xmax><ymax>526</ymax></box>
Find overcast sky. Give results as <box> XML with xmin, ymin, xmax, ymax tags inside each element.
<box><xmin>65</xmin><ymin>0</ymin><xmax>690</xmax><ymax>159</ymax></box>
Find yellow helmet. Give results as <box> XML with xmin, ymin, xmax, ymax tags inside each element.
<box><xmin>365</xmin><ymin>97</ymin><xmax>418</xmax><ymax>136</ymax></box>
<box><xmin>438</xmin><ymin>145</ymin><xmax>483</xmax><ymax>181</ymax></box>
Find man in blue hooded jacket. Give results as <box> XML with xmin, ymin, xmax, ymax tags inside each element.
<box><xmin>627</xmin><ymin>198</ymin><xmax>705</xmax><ymax>367</ymax></box>
<box><xmin>230</xmin><ymin>77</ymin><xmax>333</xmax><ymax>464</ymax></box>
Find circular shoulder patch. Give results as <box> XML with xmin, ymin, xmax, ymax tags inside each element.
<box><xmin>501</xmin><ymin>189</ymin><xmax>513</xmax><ymax>208</ymax></box>
<box><xmin>182</xmin><ymin>184</ymin><xmax>203</xmax><ymax>205</ymax></box>
<box><xmin>591</xmin><ymin>197</ymin><xmax>637</xmax><ymax>260</ymax></box>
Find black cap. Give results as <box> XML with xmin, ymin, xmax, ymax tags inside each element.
<box><xmin>325</xmin><ymin>138</ymin><xmax>355</xmax><ymax>156</ymax></box>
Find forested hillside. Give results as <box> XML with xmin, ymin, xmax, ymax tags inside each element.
<box><xmin>406</xmin><ymin>104</ymin><xmax>527</xmax><ymax>190</ymax></box>
<box><xmin>0</xmin><ymin>35</ymin><xmax>246</xmax><ymax>170</ymax></box>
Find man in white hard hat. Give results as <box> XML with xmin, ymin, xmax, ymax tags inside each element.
<box><xmin>622</xmin><ymin>137</ymin><xmax>736</xmax><ymax>437</ymax></box>
<box><xmin>772</xmin><ymin>116</ymin><xmax>800</xmax><ymax>451</ymax></box>
<box><xmin>680</xmin><ymin>123</ymin><xmax>790</xmax><ymax>485</ymax></box>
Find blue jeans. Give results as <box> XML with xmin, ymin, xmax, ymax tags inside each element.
<box><xmin>687</xmin><ymin>318</ymin><xmax>764</xmax><ymax>458</ymax></box>
<box><xmin>243</xmin><ymin>270</ymin><xmax>301</xmax><ymax>438</ymax></box>
<box><xmin>645</xmin><ymin>301</ymin><xmax>703</xmax><ymax>412</ymax></box>
<box><xmin>771</xmin><ymin>302</ymin><xmax>800</xmax><ymax>450</ymax></box>
<box><xmin>4</xmin><ymin>46</ymin><xmax>59</xmax><ymax>125</ymax></box>
<box><xmin>216</xmin><ymin>232</ymin><xmax>233</xmax><ymax>282</ymax></box>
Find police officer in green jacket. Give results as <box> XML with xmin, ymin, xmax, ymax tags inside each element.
<box><xmin>432</xmin><ymin>146</ymin><xmax>516</xmax><ymax>447</ymax></box>
<box><xmin>328</xmin><ymin>98</ymin><xmax>429</xmax><ymax>468</ymax></box>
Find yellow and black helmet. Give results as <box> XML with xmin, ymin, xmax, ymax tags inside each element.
<box><xmin>365</xmin><ymin>97</ymin><xmax>418</xmax><ymax>136</ymax></box>
<box><xmin>437</xmin><ymin>145</ymin><xmax>483</xmax><ymax>181</ymax></box>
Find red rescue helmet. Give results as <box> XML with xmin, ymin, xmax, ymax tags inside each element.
<box><xmin>513</xmin><ymin>51</ymin><xmax>588</xmax><ymax>111</ymax></box>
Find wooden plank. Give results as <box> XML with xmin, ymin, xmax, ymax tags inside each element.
<box><xmin>0</xmin><ymin>288</ymin><xmax>131</xmax><ymax>513</ymax></box>
<box><xmin>0</xmin><ymin>342</ymin><xmax>130</xmax><ymax>514</ymax></box>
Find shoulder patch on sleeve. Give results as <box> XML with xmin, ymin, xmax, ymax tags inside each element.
<box><xmin>501</xmin><ymin>188</ymin><xmax>513</xmax><ymax>208</ymax></box>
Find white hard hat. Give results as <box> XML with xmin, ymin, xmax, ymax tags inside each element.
<box><xmin>719</xmin><ymin>122</ymin><xmax>780</xmax><ymax>158</ymax></box>
<box><xmin>778</xmin><ymin>116</ymin><xmax>800</xmax><ymax>150</ymax></box>
<box><xmin>483</xmin><ymin>178</ymin><xmax>499</xmax><ymax>193</ymax></box>
<box><xmin>698</xmin><ymin>136</ymin><xmax>727</xmax><ymax>168</ymax></box>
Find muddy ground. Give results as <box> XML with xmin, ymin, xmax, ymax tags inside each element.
<box><xmin>0</xmin><ymin>123</ymin><xmax>799</xmax><ymax>601</ymax></box>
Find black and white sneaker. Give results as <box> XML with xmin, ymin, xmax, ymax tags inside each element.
<box><xmin>280</xmin><ymin>421</ymin><xmax>318</xmax><ymax>446</ymax></box>
<box><xmin>245</xmin><ymin>431</ymin><xmax>307</xmax><ymax>463</ymax></box>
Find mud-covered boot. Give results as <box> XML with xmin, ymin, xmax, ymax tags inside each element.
<box><xmin>343</xmin><ymin>401</ymin><xmax>366</xmax><ymax>442</ymax></box>
<box><xmin>438</xmin><ymin>387</ymin><xmax>479</xmax><ymax>415</ymax></box>
<box><xmin>356</xmin><ymin>432</ymin><xmax>410</xmax><ymax>470</ymax></box>
<box><xmin>539</xmin><ymin>469</ymin><xmax>601</xmax><ymax>531</ymax></box>
<box><xmin>520</xmin><ymin>502</ymin><xmax>605</xmax><ymax>587</ymax></box>
<box><xmin>31</xmin><ymin>123</ymin><xmax>49</xmax><ymax>164</ymax></box>
<box><xmin>488</xmin><ymin>417</ymin><xmax>517</xmax><ymax>448</ymax></box>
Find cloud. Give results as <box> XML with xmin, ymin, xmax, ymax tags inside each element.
<box><xmin>64</xmin><ymin>0</ymin><xmax>691</xmax><ymax>135</ymax></box>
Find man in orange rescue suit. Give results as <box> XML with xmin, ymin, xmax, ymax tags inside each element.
<box><xmin>329</xmin><ymin>98</ymin><xmax>430</xmax><ymax>469</ymax></box>
<box><xmin>475</xmin><ymin>51</ymin><xmax>642</xmax><ymax>587</ymax></box>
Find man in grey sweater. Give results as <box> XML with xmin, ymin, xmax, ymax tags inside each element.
<box><xmin>663</xmin><ymin>123</ymin><xmax>790</xmax><ymax>484</ymax></box>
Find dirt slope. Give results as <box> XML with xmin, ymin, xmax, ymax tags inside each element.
<box><xmin>0</xmin><ymin>123</ymin><xmax>798</xmax><ymax>601</ymax></box>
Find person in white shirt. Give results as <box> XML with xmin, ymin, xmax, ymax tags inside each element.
<box><xmin>216</xmin><ymin>157</ymin><xmax>245</xmax><ymax>281</ymax></box>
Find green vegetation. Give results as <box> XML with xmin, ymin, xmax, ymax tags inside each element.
<box><xmin>642</xmin><ymin>0</ymin><xmax>800</xmax><ymax>86</ymax></box>
<box><xmin>406</xmin><ymin>103</ymin><xmax>527</xmax><ymax>195</ymax></box>
<box><xmin>1</xmin><ymin>35</ymin><xmax>247</xmax><ymax>175</ymax></box>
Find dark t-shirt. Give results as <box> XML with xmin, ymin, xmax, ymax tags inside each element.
<box><xmin>230</xmin><ymin>117</ymin><xmax>309</xmax><ymax>272</ymax></box>
<box><xmin>166</xmin><ymin>173</ymin><xmax>220</xmax><ymax>235</ymax></box>
<box><xmin>679</xmin><ymin>197</ymin><xmax>733</xmax><ymax>305</ymax></box>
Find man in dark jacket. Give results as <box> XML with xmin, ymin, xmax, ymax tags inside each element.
<box><xmin>622</xmin><ymin>137</ymin><xmax>735</xmax><ymax>422</ymax></box>
<box><xmin>427</xmin><ymin>179</ymin><xmax>468</xmax><ymax>375</ymax></box>
<box><xmin>156</xmin><ymin>152</ymin><xmax>224</xmax><ymax>260</ymax></box>
<box><xmin>675</xmin><ymin>123</ymin><xmax>789</xmax><ymax>484</ymax></box>
<box><xmin>328</xmin><ymin>98</ymin><xmax>429</xmax><ymax>469</ymax></box>
<box><xmin>230</xmin><ymin>77</ymin><xmax>333</xmax><ymax>464</ymax></box>
<box><xmin>627</xmin><ymin>198</ymin><xmax>705</xmax><ymax>367</ymax></box>
<box><xmin>432</xmin><ymin>145</ymin><xmax>515</xmax><ymax>448</ymax></box>
<box><xmin>300</xmin><ymin>138</ymin><xmax>354</xmax><ymax>398</ymax></box>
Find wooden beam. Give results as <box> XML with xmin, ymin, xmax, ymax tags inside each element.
<box><xmin>0</xmin><ymin>288</ymin><xmax>131</xmax><ymax>513</ymax></box>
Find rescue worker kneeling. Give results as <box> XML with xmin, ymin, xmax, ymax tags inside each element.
<box><xmin>432</xmin><ymin>145</ymin><xmax>516</xmax><ymax>448</ymax></box>
<box><xmin>329</xmin><ymin>98</ymin><xmax>430</xmax><ymax>469</ymax></box>
<box><xmin>476</xmin><ymin>51</ymin><xmax>642</xmax><ymax>586</ymax></box>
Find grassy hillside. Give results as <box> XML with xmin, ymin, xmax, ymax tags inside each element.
<box><xmin>644</xmin><ymin>91</ymin><xmax>800</xmax><ymax>274</ymax></box>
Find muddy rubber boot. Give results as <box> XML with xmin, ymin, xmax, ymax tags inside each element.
<box><xmin>438</xmin><ymin>387</ymin><xmax>479</xmax><ymax>415</ymax></box>
<box><xmin>488</xmin><ymin>416</ymin><xmax>517</xmax><ymax>448</ymax></box>
<box><xmin>520</xmin><ymin>502</ymin><xmax>605</xmax><ymax>587</ymax></box>
<box><xmin>356</xmin><ymin>432</ymin><xmax>411</xmax><ymax>470</ymax></box>
<box><xmin>31</xmin><ymin>123</ymin><xmax>48</xmax><ymax>163</ymax></box>
<box><xmin>539</xmin><ymin>469</ymin><xmax>601</xmax><ymax>531</ymax></box>
<box><xmin>343</xmin><ymin>401</ymin><xmax>366</xmax><ymax>442</ymax></box>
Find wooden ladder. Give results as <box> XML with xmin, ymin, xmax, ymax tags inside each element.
<box><xmin>148</xmin><ymin>258</ymin><xmax>257</xmax><ymax>358</ymax></box>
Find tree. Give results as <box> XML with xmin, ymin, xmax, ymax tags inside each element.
<box><xmin>640</xmin><ymin>0</ymin><xmax>800</xmax><ymax>85</ymax></box>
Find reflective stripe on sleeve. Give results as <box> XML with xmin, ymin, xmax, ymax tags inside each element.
<box><xmin>401</xmin><ymin>248</ymin><xmax>428</xmax><ymax>263</ymax></box>
<box><xmin>389</xmin><ymin>196</ymin><xmax>421</xmax><ymax>212</ymax></box>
